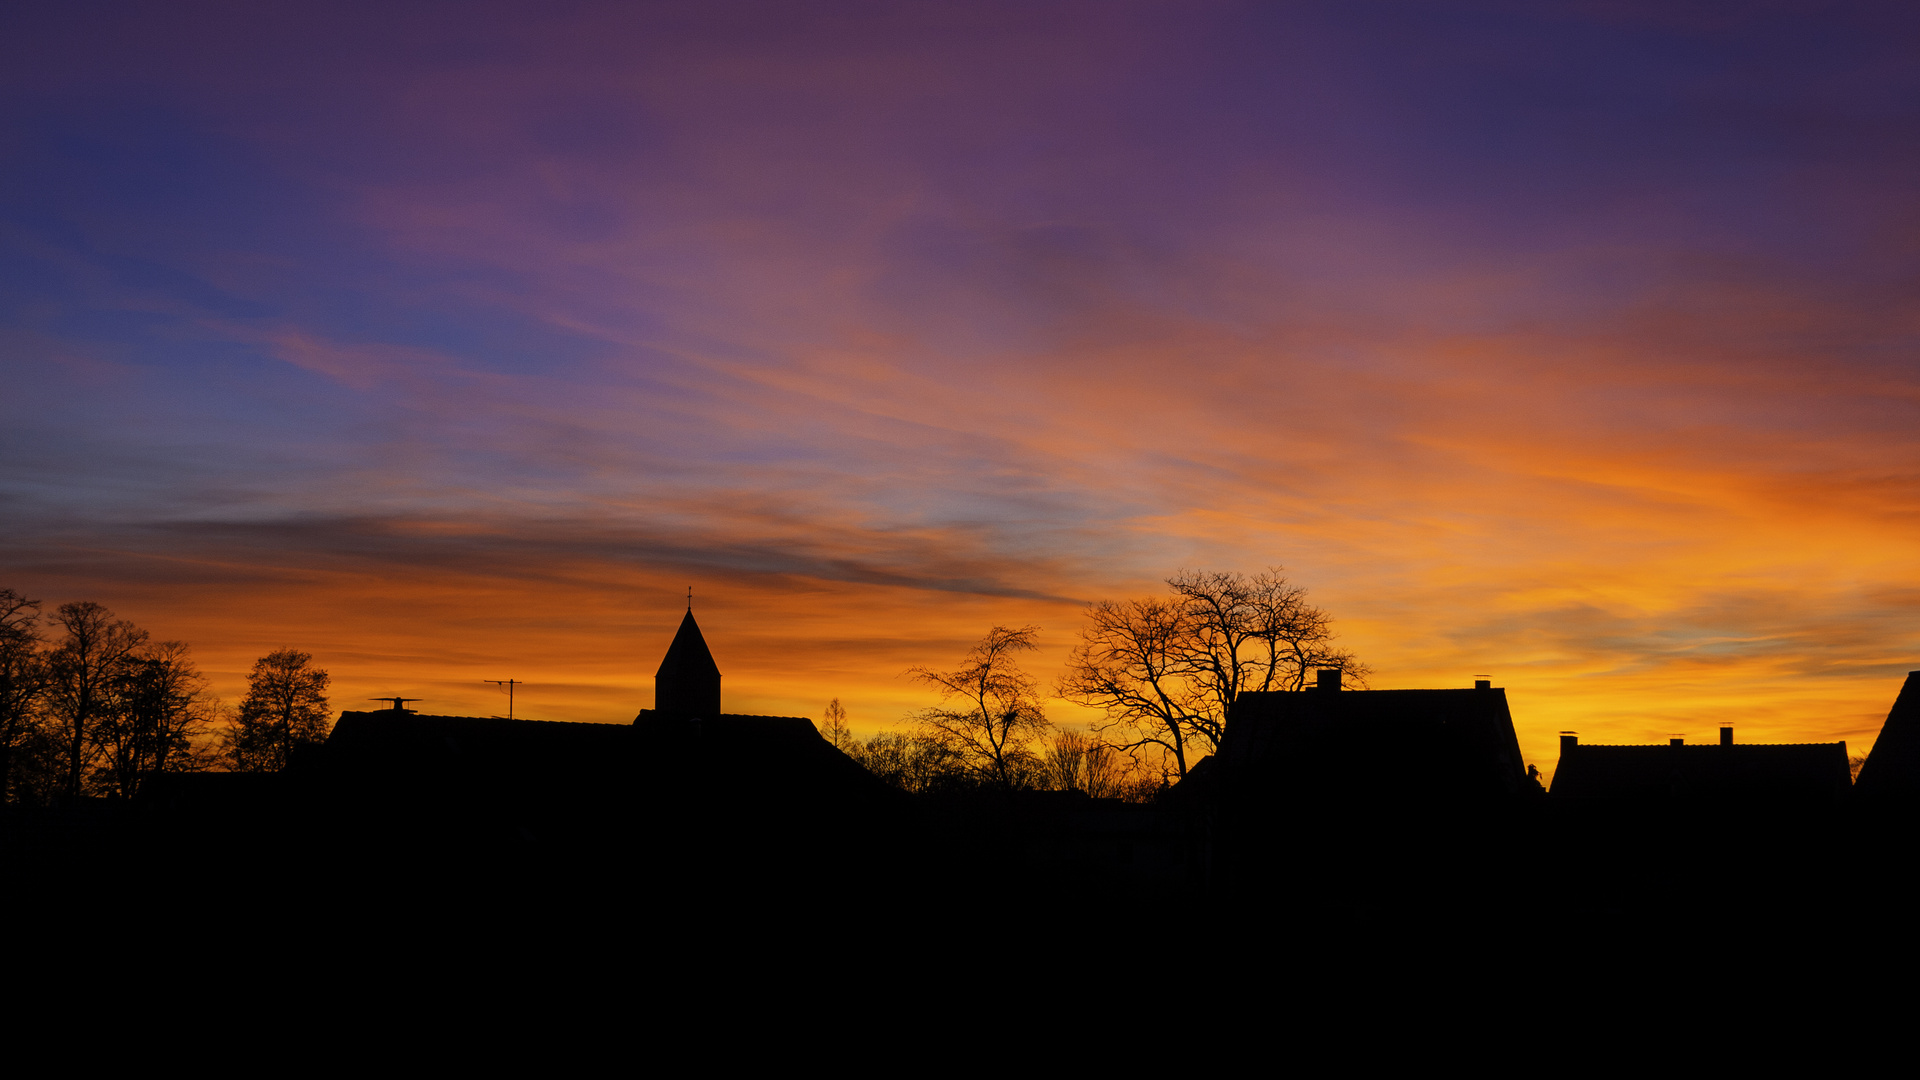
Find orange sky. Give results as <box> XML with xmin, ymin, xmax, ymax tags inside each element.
<box><xmin>5</xmin><ymin>3</ymin><xmax>1918</xmax><ymax>781</ymax></box>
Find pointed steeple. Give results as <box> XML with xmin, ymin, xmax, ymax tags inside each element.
<box><xmin>654</xmin><ymin>608</ymin><xmax>721</xmax><ymax>719</ymax></box>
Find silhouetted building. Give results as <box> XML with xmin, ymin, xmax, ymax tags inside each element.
<box><xmin>287</xmin><ymin>608</ymin><xmax>905</xmax><ymax>864</ymax></box>
<box><xmin>632</xmin><ymin>606</ymin><xmax>826</xmax><ymax>752</ymax></box>
<box><xmin>1181</xmin><ymin>675</ymin><xmax>1534</xmax><ymax>809</ymax></box>
<box><xmin>1549</xmin><ymin>726</ymin><xmax>1850</xmax><ymax>807</ymax></box>
<box><xmin>1166</xmin><ymin>674</ymin><xmax>1537</xmax><ymax>899</ymax></box>
<box><xmin>1849</xmin><ymin>670</ymin><xmax>1920</xmax><ymax>802</ymax></box>
<box><xmin>324</xmin><ymin>710</ymin><xmax>638</xmax><ymax>800</ymax></box>
<box><xmin>652</xmin><ymin>608</ymin><xmax>722</xmax><ymax>720</ymax></box>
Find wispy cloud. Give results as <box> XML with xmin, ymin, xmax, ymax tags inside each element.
<box><xmin>4</xmin><ymin>2</ymin><xmax>1919</xmax><ymax>767</ymax></box>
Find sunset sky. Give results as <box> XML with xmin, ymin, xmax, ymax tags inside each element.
<box><xmin>4</xmin><ymin>1</ymin><xmax>1917</xmax><ymax>777</ymax></box>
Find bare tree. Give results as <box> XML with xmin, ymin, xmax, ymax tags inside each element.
<box><xmin>1168</xmin><ymin>569</ymin><xmax>1363</xmax><ymax>696</ymax></box>
<box><xmin>1082</xmin><ymin>739</ymin><xmax>1126</xmax><ymax>799</ymax></box>
<box><xmin>0</xmin><ymin>589</ymin><xmax>48</xmax><ymax>803</ymax></box>
<box><xmin>1044</xmin><ymin>730</ymin><xmax>1090</xmax><ymax>792</ymax></box>
<box><xmin>907</xmin><ymin>625</ymin><xmax>1051</xmax><ymax>790</ymax></box>
<box><xmin>850</xmin><ymin>731</ymin><xmax>971</xmax><ymax>794</ymax></box>
<box><xmin>91</xmin><ymin>641</ymin><xmax>218</xmax><ymax>799</ymax></box>
<box><xmin>819</xmin><ymin>697</ymin><xmax>858</xmax><ymax>753</ymax></box>
<box><xmin>46</xmin><ymin>602</ymin><xmax>149</xmax><ymax>798</ymax></box>
<box><xmin>1042</xmin><ymin>730</ymin><xmax>1131</xmax><ymax>798</ymax></box>
<box><xmin>1059</xmin><ymin>568</ymin><xmax>1366</xmax><ymax>778</ymax></box>
<box><xmin>224</xmin><ymin>649</ymin><xmax>331</xmax><ymax>772</ymax></box>
<box><xmin>1056</xmin><ymin>596</ymin><xmax>1198</xmax><ymax>776</ymax></box>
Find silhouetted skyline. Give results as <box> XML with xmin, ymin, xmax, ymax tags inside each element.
<box><xmin>4</xmin><ymin>3</ymin><xmax>1918</xmax><ymax>770</ymax></box>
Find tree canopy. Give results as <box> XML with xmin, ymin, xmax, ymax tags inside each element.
<box><xmin>225</xmin><ymin>648</ymin><xmax>332</xmax><ymax>772</ymax></box>
<box><xmin>1058</xmin><ymin>568</ymin><xmax>1365</xmax><ymax>777</ymax></box>
<box><xmin>92</xmin><ymin>640</ymin><xmax>217</xmax><ymax>798</ymax></box>
<box><xmin>907</xmin><ymin>625</ymin><xmax>1051</xmax><ymax>790</ymax></box>
<box><xmin>47</xmin><ymin>602</ymin><xmax>150</xmax><ymax>798</ymax></box>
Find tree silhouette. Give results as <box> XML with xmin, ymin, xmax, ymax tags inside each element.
<box><xmin>92</xmin><ymin>641</ymin><xmax>217</xmax><ymax>799</ymax></box>
<box><xmin>0</xmin><ymin>589</ymin><xmax>48</xmax><ymax>803</ymax></box>
<box><xmin>1059</xmin><ymin>568</ymin><xmax>1366</xmax><ymax>777</ymax></box>
<box><xmin>225</xmin><ymin>649</ymin><xmax>331</xmax><ymax>772</ymax></box>
<box><xmin>847</xmin><ymin>731</ymin><xmax>971</xmax><ymax>794</ymax></box>
<box><xmin>1042</xmin><ymin>730</ymin><xmax>1129</xmax><ymax>797</ymax></box>
<box><xmin>819</xmin><ymin>697</ymin><xmax>857</xmax><ymax>752</ymax></box>
<box><xmin>46</xmin><ymin>602</ymin><xmax>149</xmax><ymax>798</ymax></box>
<box><xmin>1052</xmin><ymin>726</ymin><xmax>1152</xmax><ymax>795</ymax></box>
<box><xmin>907</xmin><ymin>625</ymin><xmax>1051</xmax><ymax>790</ymax></box>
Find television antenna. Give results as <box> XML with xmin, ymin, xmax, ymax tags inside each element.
<box><xmin>486</xmin><ymin>679</ymin><xmax>522</xmax><ymax>720</ymax></box>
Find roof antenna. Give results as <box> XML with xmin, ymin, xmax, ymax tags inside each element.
<box><xmin>687</xmin><ymin>585</ymin><xmax>693</xmax><ymax>611</ymax></box>
<box><xmin>486</xmin><ymin>679</ymin><xmax>521</xmax><ymax>720</ymax></box>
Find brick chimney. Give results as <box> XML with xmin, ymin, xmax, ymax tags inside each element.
<box><xmin>1316</xmin><ymin>667</ymin><xmax>1341</xmax><ymax>692</ymax></box>
<box><xmin>1720</xmin><ymin>726</ymin><xmax>1733</xmax><ymax>747</ymax></box>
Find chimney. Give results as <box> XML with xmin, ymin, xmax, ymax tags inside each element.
<box><xmin>1719</xmin><ymin>726</ymin><xmax>1733</xmax><ymax>747</ymax></box>
<box><xmin>1560</xmin><ymin>732</ymin><xmax>1578</xmax><ymax>754</ymax></box>
<box><xmin>1474</xmin><ymin>679</ymin><xmax>1491</xmax><ymax>690</ymax></box>
<box><xmin>1316</xmin><ymin>668</ymin><xmax>1341</xmax><ymax>692</ymax></box>
<box><xmin>1670</xmin><ymin>737</ymin><xmax>1683</xmax><ymax>747</ymax></box>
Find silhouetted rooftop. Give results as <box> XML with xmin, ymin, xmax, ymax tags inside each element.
<box><xmin>631</xmin><ymin>709</ymin><xmax>892</xmax><ymax>798</ymax></box>
<box><xmin>654</xmin><ymin>609</ymin><xmax>722</xmax><ymax>719</ymax></box>
<box><xmin>1178</xmin><ymin>684</ymin><xmax>1533</xmax><ymax>808</ymax></box>
<box><xmin>1550</xmin><ymin>734</ymin><xmax>1849</xmax><ymax>803</ymax></box>
<box><xmin>633</xmin><ymin>710</ymin><xmax>815</xmax><ymax>732</ymax></box>
<box><xmin>1854</xmin><ymin>671</ymin><xmax>1920</xmax><ymax>801</ymax></box>
<box><xmin>317</xmin><ymin>708</ymin><xmax>902</xmax><ymax>826</ymax></box>
<box><xmin>328</xmin><ymin>710</ymin><xmax>633</xmax><ymax>759</ymax></box>
<box><xmin>657</xmin><ymin>609</ymin><xmax>720</xmax><ymax>680</ymax></box>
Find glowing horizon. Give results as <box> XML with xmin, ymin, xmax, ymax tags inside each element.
<box><xmin>4</xmin><ymin>2</ymin><xmax>1917</xmax><ymax>780</ymax></box>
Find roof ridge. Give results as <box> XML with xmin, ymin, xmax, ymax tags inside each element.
<box><xmin>1570</xmin><ymin>741</ymin><xmax>1845</xmax><ymax>749</ymax></box>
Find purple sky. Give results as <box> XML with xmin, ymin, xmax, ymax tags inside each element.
<box><xmin>5</xmin><ymin>2</ymin><xmax>1918</xmax><ymax>766</ymax></box>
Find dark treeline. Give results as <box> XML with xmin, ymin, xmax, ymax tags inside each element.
<box><xmin>822</xmin><ymin>705</ymin><xmax>1170</xmax><ymax>802</ymax></box>
<box><xmin>0</xmin><ymin>587</ymin><xmax>331</xmax><ymax>805</ymax></box>
<box><xmin>816</xmin><ymin>628</ymin><xmax>1176</xmax><ymax>800</ymax></box>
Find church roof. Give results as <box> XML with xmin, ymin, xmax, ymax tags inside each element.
<box><xmin>319</xmin><ymin>709</ymin><xmax>905</xmax><ymax>822</ymax></box>
<box><xmin>656</xmin><ymin>609</ymin><xmax>720</xmax><ymax>681</ymax></box>
<box><xmin>328</xmin><ymin>711</ymin><xmax>635</xmax><ymax>756</ymax></box>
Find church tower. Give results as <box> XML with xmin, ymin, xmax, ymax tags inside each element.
<box><xmin>653</xmin><ymin>607</ymin><xmax>721</xmax><ymax>719</ymax></box>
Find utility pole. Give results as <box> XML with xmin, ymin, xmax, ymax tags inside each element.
<box><xmin>486</xmin><ymin>679</ymin><xmax>522</xmax><ymax>720</ymax></box>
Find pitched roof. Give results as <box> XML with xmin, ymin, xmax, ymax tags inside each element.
<box><xmin>633</xmin><ymin>710</ymin><xmax>894</xmax><ymax>801</ymax></box>
<box><xmin>1854</xmin><ymin>671</ymin><xmax>1920</xmax><ymax>800</ymax></box>
<box><xmin>327</xmin><ymin>710</ymin><xmax>636</xmax><ymax>756</ymax></box>
<box><xmin>323</xmin><ymin>711</ymin><xmax>641</xmax><ymax>789</ymax></box>
<box><xmin>318</xmin><ymin>709</ymin><xmax>903</xmax><ymax>820</ymax></box>
<box><xmin>1550</xmin><ymin>739</ymin><xmax>1850</xmax><ymax>802</ymax></box>
<box><xmin>1178</xmin><ymin>686</ymin><xmax>1533</xmax><ymax>807</ymax></box>
<box><xmin>656</xmin><ymin>609</ymin><xmax>720</xmax><ymax>681</ymax></box>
